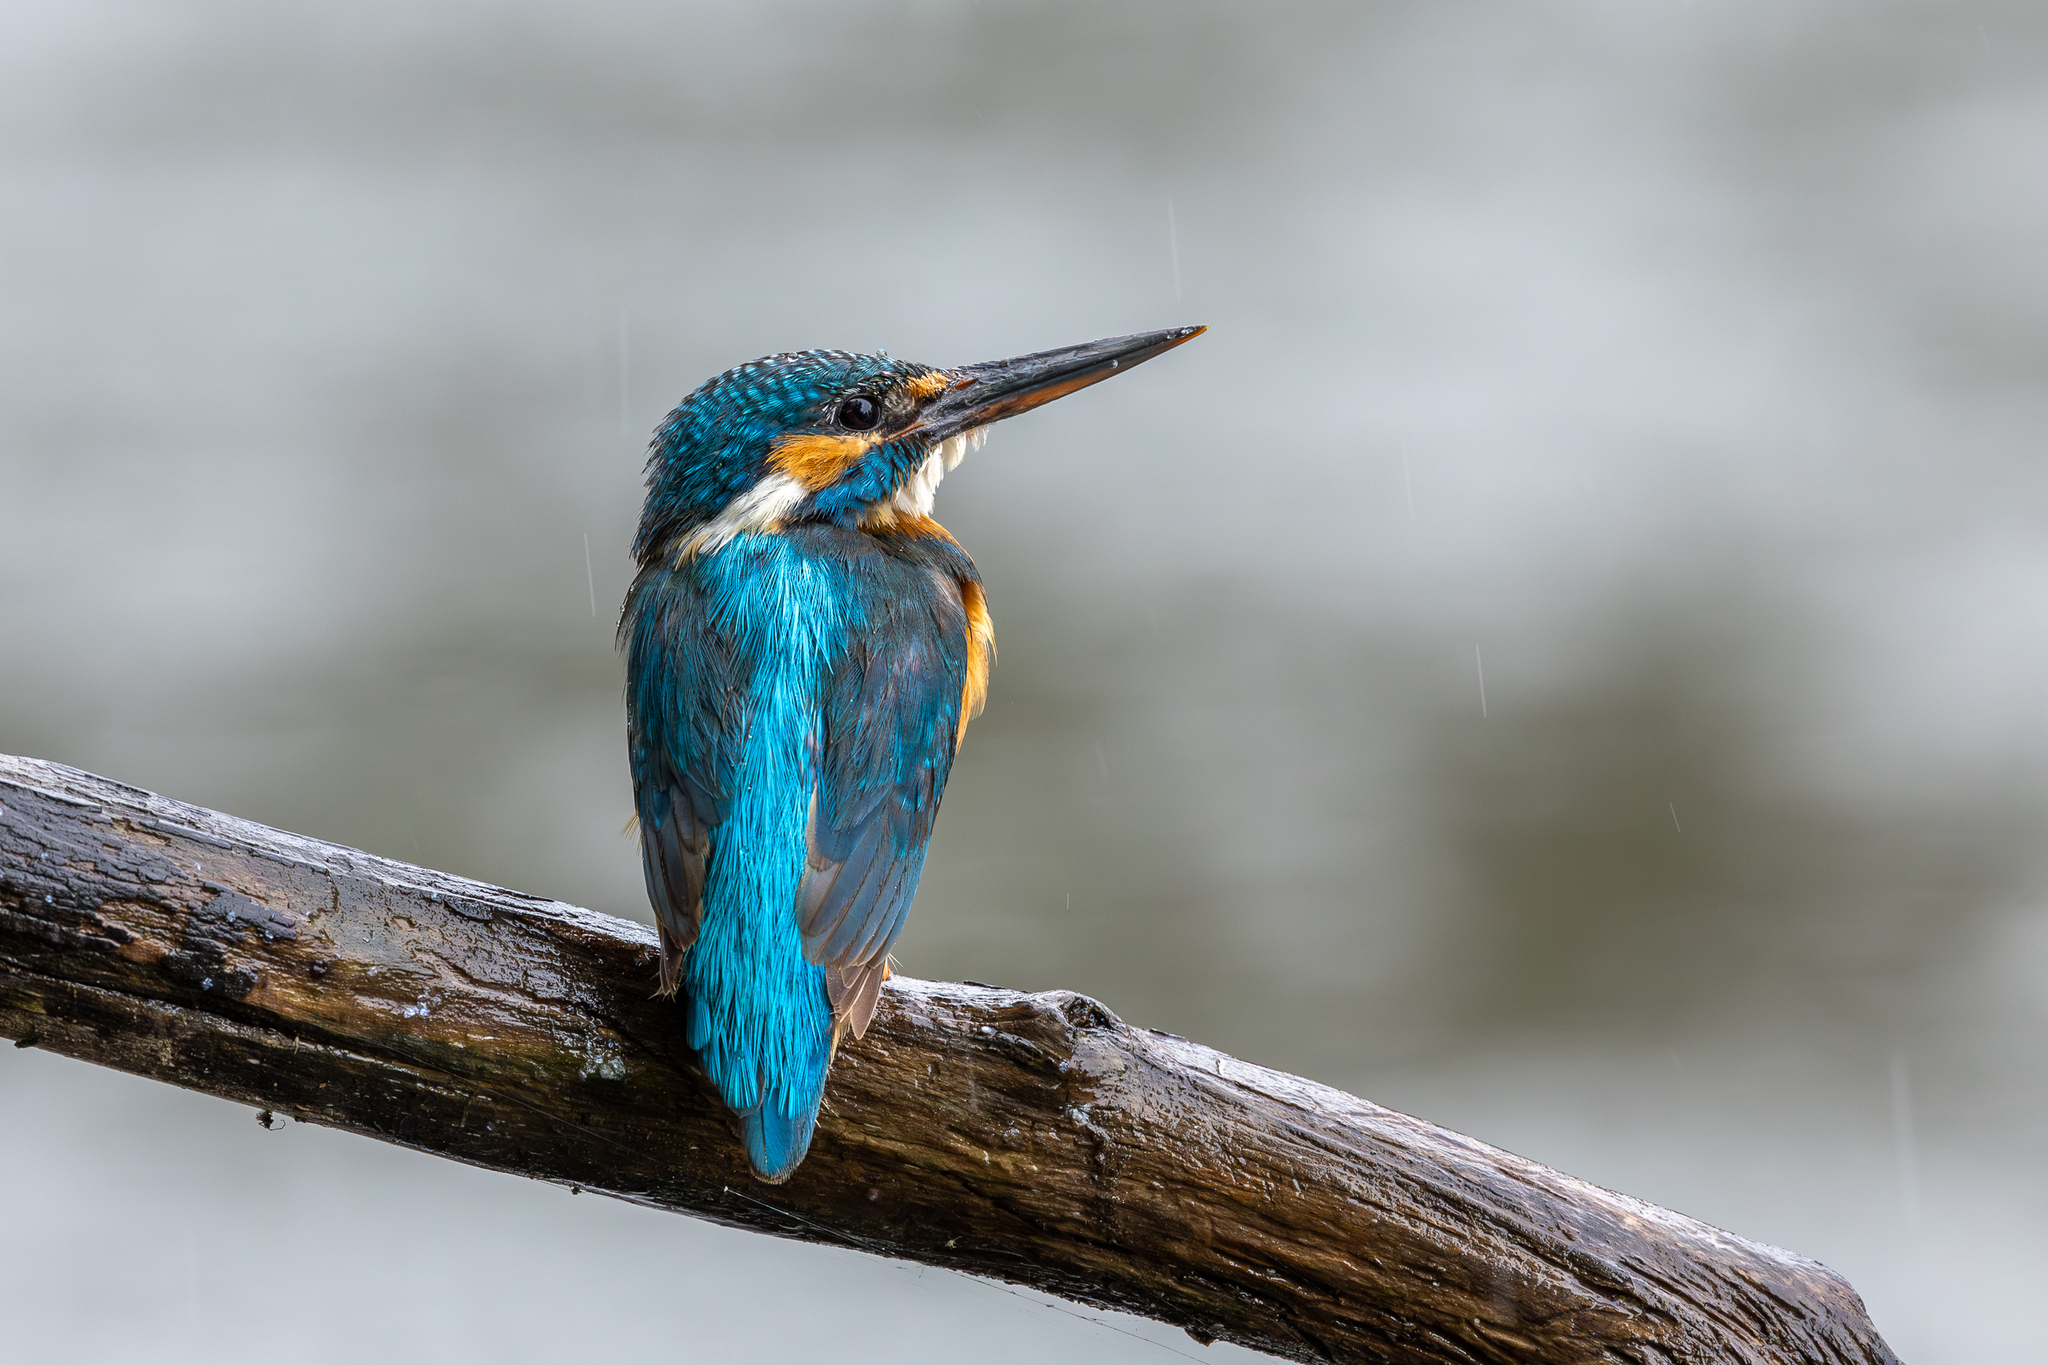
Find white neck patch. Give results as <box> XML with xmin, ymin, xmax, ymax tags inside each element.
<box><xmin>673</xmin><ymin>472</ymin><xmax>807</xmax><ymax>562</ymax></box>
<box><xmin>880</xmin><ymin>426</ymin><xmax>987</xmax><ymax>522</ymax></box>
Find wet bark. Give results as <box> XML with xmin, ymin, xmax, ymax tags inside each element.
<box><xmin>0</xmin><ymin>753</ymin><xmax>1898</xmax><ymax>1365</ymax></box>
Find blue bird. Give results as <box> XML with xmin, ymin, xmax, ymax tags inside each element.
<box><xmin>621</xmin><ymin>326</ymin><xmax>1205</xmax><ymax>1182</ymax></box>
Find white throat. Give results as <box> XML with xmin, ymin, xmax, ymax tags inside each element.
<box><xmin>860</xmin><ymin>427</ymin><xmax>987</xmax><ymax>527</ymax></box>
<box><xmin>877</xmin><ymin>426</ymin><xmax>987</xmax><ymax>523</ymax></box>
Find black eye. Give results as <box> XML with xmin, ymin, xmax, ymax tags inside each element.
<box><xmin>836</xmin><ymin>396</ymin><xmax>879</xmax><ymax>430</ymax></box>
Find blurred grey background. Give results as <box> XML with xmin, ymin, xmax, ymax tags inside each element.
<box><xmin>3</xmin><ymin>0</ymin><xmax>2045</xmax><ymax>1360</ymax></box>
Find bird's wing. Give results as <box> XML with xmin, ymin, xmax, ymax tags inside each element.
<box><xmin>799</xmin><ymin>566</ymin><xmax>975</xmax><ymax>1039</ymax></box>
<box><xmin>640</xmin><ymin>784</ymin><xmax>708</xmax><ymax>997</ymax></box>
<box><xmin>625</xmin><ymin>573</ymin><xmax>746</xmax><ymax>996</ymax></box>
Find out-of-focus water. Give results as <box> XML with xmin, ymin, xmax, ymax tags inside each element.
<box><xmin>5</xmin><ymin>1</ymin><xmax>2046</xmax><ymax>1359</ymax></box>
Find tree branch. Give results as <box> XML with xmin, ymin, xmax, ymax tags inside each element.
<box><xmin>0</xmin><ymin>753</ymin><xmax>1896</xmax><ymax>1364</ymax></box>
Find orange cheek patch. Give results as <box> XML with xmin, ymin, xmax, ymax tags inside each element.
<box><xmin>769</xmin><ymin>432</ymin><xmax>876</xmax><ymax>490</ymax></box>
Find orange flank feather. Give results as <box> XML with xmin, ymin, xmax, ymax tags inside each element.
<box><xmin>958</xmin><ymin>579</ymin><xmax>994</xmax><ymax>750</ymax></box>
<box><xmin>769</xmin><ymin>431</ymin><xmax>877</xmax><ymax>490</ymax></box>
<box><xmin>859</xmin><ymin>509</ymin><xmax>958</xmax><ymax>541</ymax></box>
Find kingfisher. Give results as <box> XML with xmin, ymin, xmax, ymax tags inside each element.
<box><xmin>621</xmin><ymin>325</ymin><xmax>1205</xmax><ymax>1183</ymax></box>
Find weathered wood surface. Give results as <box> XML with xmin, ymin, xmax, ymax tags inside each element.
<box><xmin>0</xmin><ymin>752</ymin><xmax>1897</xmax><ymax>1364</ymax></box>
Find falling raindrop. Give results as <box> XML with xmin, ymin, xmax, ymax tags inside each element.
<box><xmin>584</xmin><ymin>532</ymin><xmax>598</xmax><ymax>617</ymax></box>
<box><xmin>1166</xmin><ymin>200</ymin><xmax>1183</xmax><ymax>300</ymax></box>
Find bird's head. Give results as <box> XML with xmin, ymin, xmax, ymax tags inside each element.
<box><xmin>634</xmin><ymin>326</ymin><xmax>1205</xmax><ymax>563</ymax></box>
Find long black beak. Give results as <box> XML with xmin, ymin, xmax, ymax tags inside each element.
<box><xmin>912</xmin><ymin>326</ymin><xmax>1206</xmax><ymax>441</ymax></box>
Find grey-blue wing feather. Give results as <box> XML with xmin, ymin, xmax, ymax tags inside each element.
<box><xmin>799</xmin><ymin>567</ymin><xmax>971</xmax><ymax>1035</ymax></box>
<box><xmin>623</xmin><ymin>565</ymin><xmax>747</xmax><ymax>995</ymax></box>
<box><xmin>640</xmin><ymin>787</ymin><xmax>708</xmax><ymax>995</ymax></box>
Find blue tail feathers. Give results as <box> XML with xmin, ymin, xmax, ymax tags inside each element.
<box><xmin>683</xmin><ymin>972</ymin><xmax>830</xmax><ymax>1182</ymax></box>
<box><xmin>742</xmin><ymin>1095</ymin><xmax>820</xmax><ymax>1184</ymax></box>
